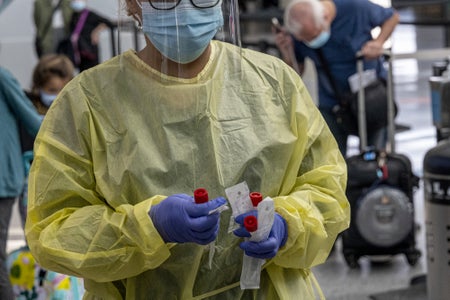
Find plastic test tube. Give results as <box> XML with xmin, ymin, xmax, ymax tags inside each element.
<box><xmin>244</xmin><ymin>215</ymin><xmax>258</xmax><ymax>233</ymax></box>
<box><xmin>194</xmin><ymin>188</ymin><xmax>227</xmax><ymax>269</ymax></box>
<box><xmin>249</xmin><ymin>192</ymin><xmax>263</xmax><ymax>207</ymax></box>
<box><xmin>241</xmin><ymin>214</ymin><xmax>266</xmax><ymax>289</ymax></box>
<box><xmin>240</xmin><ymin>192</ymin><xmax>273</xmax><ymax>289</ymax></box>
<box><xmin>196</xmin><ymin>188</ymin><xmax>228</xmax><ymax>215</ymax></box>
<box><xmin>194</xmin><ymin>188</ymin><xmax>209</xmax><ymax>204</ymax></box>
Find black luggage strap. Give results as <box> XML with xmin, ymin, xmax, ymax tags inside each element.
<box><xmin>375</xmin><ymin>150</ymin><xmax>420</xmax><ymax>189</ymax></box>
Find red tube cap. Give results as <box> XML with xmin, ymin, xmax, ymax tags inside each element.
<box><xmin>244</xmin><ymin>215</ymin><xmax>258</xmax><ymax>232</ymax></box>
<box><xmin>194</xmin><ymin>188</ymin><xmax>209</xmax><ymax>204</ymax></box>
<box><xmin>249</xmin><ymin>192</ymin><xmax>263</xmax><ymax>207</ymax></box>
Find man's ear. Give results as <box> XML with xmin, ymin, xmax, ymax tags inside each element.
<box><xmin>322</xmin><ymin>1</ymin><xmax>335</xmax><ymax>27</ymax></box>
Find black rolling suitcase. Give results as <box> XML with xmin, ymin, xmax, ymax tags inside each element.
<box><xmin>341</xmin><ymin>52</ymin><xmax>422</xmax><ymax>268</ymax></box>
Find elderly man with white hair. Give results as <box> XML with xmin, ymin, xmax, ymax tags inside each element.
<box><xmin>275</xmin><ymin>0</ymin><xmax>399</xmax><ymax>156</ymax></box>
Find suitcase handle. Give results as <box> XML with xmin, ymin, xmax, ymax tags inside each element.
<box><xmin>355</xmin><ymin>49</ymin><xmax>396</xmax><ymax>153</ymax></box>
<box><xmin>355</xmin><ymin>50</ymin><xmax>391</xmax><ymax>60</ymax></box>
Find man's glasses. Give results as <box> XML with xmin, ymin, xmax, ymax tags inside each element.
<box><xmin>146</xmin><ymin>0</ymin><xmax>221</xmax><ymax>10</ymax></box>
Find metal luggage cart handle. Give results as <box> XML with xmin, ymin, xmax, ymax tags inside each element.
<box><xmin>355</xmin><ymin>49</ymin><xmax>396</xmax><ymax>153</ymax></box>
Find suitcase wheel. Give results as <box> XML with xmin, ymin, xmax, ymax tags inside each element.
<box><xmin>344</xmin><ymin>252</ymin><xmax>360</xmax><ymax>269</ymax></box>
<box><xmin>405</xmin><ymin>248</ymin><xmax>421</xmax><ymax>266</ymax></box>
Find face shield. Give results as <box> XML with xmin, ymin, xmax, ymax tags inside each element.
<box><xmin>118</xmin><ymin>0</ymin><xmax>242</xmax><ymax>78</ymax></box>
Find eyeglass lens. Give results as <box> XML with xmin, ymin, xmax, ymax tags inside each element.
<box><xmin>148</xmin><ymin>0</ymin><xmax>220</xmax><ymax>10</ymax></box>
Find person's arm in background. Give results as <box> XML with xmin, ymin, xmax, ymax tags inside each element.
<box><xmin>61</xmin><ymin>0</ymin><xmax>74</xmax><ymax>33</ymax></box>
<box><xmin>361</xmin><ymin>5</ymin><xmax>400</xmax><ymax>59</ymax></box>
<box><xmin>273</xmin><ymin>28</ymin><xmax>304</xmax><ymax>75</ymax></box>
<box><xmin>33</xmin><ymin>0</ymin><xmax>39</xmax><ymax>30</ymax></box>
<box><xmin>33</xmin><ymin>0</ymin><xmax>42</xmax><ymax>56</ymax></box>
<box><xmin>33</xmin><ymin>0</ymin><xmax>45</xmax><ymax>41</ymax></box>
<box><xmin>89</xmin><ymin>11</ymin><xmax>114</xmax><ymax>46</ymax></box>
<box><xmin>0</xmin><ymin>68</ymin><xmax>42</xmax><ymax>136</ymax></box>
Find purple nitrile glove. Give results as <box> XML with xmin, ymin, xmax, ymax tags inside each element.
<box><xmin>234</xmin><ymin>211</ymin><xmax>287</xmax><ymax>259</ymax></box>
<box><xmin>149</xmin><ymin>194</ymin><xmax>226</xmax><ymax>245</ymax></box>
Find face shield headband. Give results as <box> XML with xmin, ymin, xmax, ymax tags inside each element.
<box><xmin>141</xmin><ymin>0</ymin><xmax>224</xmax><ymax>64</ymax></box>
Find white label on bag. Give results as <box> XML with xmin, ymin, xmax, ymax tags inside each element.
<box><xmin>250</xmin><ymin>197</ymin><xmax>274</xmax><ymax>242</ymax></box>
<box><xmin>348</xmin><ymin>69</ymin><xmax>377</xmax><ymax>93</ymax></box>
<box><xmin>225</xmin><ymin>181</ymin><xmax>253</xmax><ymax>217</ymax></box>
<box><xmin>225</xmin><ymin>181</ymin><xmax>254</xmax><ymax>232</ymax></box>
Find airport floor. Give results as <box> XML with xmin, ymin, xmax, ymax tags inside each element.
<box><xmin>6</xmin><ymin>19</ymin><xmax>446</xmax><ymax>300</ymax></box>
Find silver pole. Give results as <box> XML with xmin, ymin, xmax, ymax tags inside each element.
<box><xmin>356</xmin><ymin>52</ymin><xmax>367</xmax><ymax>151</ymax></box>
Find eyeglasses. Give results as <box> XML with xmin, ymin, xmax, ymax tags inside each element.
<box><xmin>146</xmin><ymin>0</ymin><xmax>221</xmax><ymax>10</ymax></box>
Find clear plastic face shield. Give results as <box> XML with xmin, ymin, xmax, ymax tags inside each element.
<box><xmin>118</xmin><ymin>0</ymin><xmax>242</xmax><ymax>78</ymax></box>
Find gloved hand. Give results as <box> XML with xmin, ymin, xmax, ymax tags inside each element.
<box><xmin>233</xmin><ymin>211</ymin><xmax>287</xmax><ymax>259</ymax></box>
<box><xmin>149</xmin><ymin>194</ymin><xmax>227</xmax><ymax>245</ymax></box>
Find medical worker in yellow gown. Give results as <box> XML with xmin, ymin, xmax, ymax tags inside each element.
<box><xmin>25</xmin><ymin>0</ymin><xmax>350</xmax><ymax>299</ymax></box>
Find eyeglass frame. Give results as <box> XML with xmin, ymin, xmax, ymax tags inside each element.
<box><xmin>145</xmin><ymin>0</ymin><xmax>221</xmax><ymax>10</ymax></box>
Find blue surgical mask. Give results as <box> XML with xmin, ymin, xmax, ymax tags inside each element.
<box><xmin>141</xmin><ymin>2</ymin><xmax>223</xmax><ymax>64</ymax></box>
<box><xmin>40</xmin><ymin>91</ymin><xmax>58</xmax><ymax>107</ymax></box>
<box><xmin>305</xmin><ymin>31</ymin><xmax>330</xmax><ymax>49</ymax></box>
<box><xmin>0</xmin><ymin>0</ymin><xmax>13</xmax><ymax>14</ymax></box>
<box><xmin>70</xmin><ymin>0</ymin><xmax>86</xmax><ymax>12</ymax></box>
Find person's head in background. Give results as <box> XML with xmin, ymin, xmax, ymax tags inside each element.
<box><xmin>284</xmin><ymin>0</ymin><xmax>334</xmax><ymax>49</ymax></box>
<box><xmin>30</xmin><ymin>54</ymin><xmax>74</xmax><ymax>114</ymax></box>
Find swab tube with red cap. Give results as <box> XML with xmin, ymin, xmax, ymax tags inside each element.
<box><xmin>193</xmin><ymin>188</ymin><xmax>228</xmax><ymax>269</ymax></box>
<box><xmin>250</xmin><ymin>192</ymin><xmax>263</xmax><ymax>207</ymax></box>
<box><xmin>195</xmin><ymin>188</ymin><xmax>229</xmax><ymax>215</ymax></box>
<box><xmin>240</xmin><ymin>194</ymin><xmax>274</xmax><ymax>289</ymax></box>
<box><xmin>194</xmin><ymin>188</ymin><xmax>209</xmax><ymax>204</ymax></box>
<box><xmin>244</xmin><ymin>215</ymin><xmax>258</xmax><ymax>233</ymax></box>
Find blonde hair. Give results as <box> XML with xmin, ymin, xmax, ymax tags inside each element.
<box><xmin>284</xmin><ymin>0</ymin><xmax>325</xmax><ymax>35</ymax></box>
<box><xmin>31</xmin><ymin>54</ymin><xmax>75</xmax><ymax>95</ymax></box>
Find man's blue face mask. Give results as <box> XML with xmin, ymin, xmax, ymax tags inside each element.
<box><xmin>141</xmin><ymin>1</ymin><xmax>224</xmax><ymax>64</ymax></box>
<box><xmin>305</xmin><ymin>30</ymin><xmax>330</xmax><ymax>49</ymax></box>
<box><xmin>0</xmin><ymin>0</ymin><xmax>13</xmax><ymax>14</ymax></box>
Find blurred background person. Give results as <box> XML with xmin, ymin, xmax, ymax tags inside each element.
<box><xmin>274</xmin><ymin>0</ymin><xmax>399</xmax><ymax>156</ymax></box>
<box><xmin>26</xmin><ymin>53</ymin><xmax>75</xmax><ymax>116</ymax></box>
<box><xmin>1</xmin><ymin>3</ymin><xmax>42</xmax><ymax>299</ymax></box>
<box><xmin>6</xmin><ymin>54</ymin><xmax>82</xmax><ymax>300</ymax></box>
<box><xmin>18</xmin><ymin>54</ymin><xmax>75</xmax><ymax>228</ymax></box>
<box><xmin>0</xmin><ymin>68</ymin><xmax>40</xmax><ymax>300</ymax></box>
<box><xmin>57</xmin><ymin>0</ymin><xmax>113</xmax><ymax>72</ymax></box>
<box><xmin>33</xmin><ymin>0</ymin><xmax>73</xmax><ymax>58</ymax></box>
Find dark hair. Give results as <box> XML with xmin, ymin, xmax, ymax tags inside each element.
<box><xmin>31</xmin><ymin>54</ymin><xmax>75</xmax><ymax>95</ymax></box>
